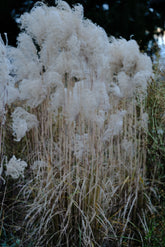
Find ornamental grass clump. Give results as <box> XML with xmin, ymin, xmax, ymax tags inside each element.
<box><xmin>1</xmin><ymin>1</ymin><xmax>154</xmax><ymax>246</ymax></box>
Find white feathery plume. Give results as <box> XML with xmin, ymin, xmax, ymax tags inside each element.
<box><xmin>19</xmin><ymin>78</ymin><xmax>47</xmax><ymax>108</ymax></box>
<box><xmin>12</xmin><ymin>107</ymin><xmax>38</xmax><ymax>141</ymax></box>
<box><xmin>103</xmin><ymin>110</ymin><xmax>127</xmax><ymax>141</ymax></box>
<box><xmin>5</xmin><ymin>155</ymin><xmax>27</xmax><ymax>179</ymax></box>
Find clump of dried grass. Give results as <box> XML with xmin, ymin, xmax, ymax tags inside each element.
<box><xmin>0</xmin><ymin>1</ymin><xmax>155</xmax><ymax>246</ymax></box>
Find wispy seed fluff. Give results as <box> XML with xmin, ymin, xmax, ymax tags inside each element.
<box><xmin>6</xmin><ymin>1</ymin><xmax>152</xmax><ymax>142</ymax></box>
<box><xmin>0</xmin><ymin>36</ymin><xmax>19</xmax><ymax>115</ymax></box>
<box><xmin>5</xmin><ymin>155</ymin><xmax>27</xmax><ymax>179</ymax></box>
<box><xmin>12</xmin><ymin>107</ymin><xmax>38</xmax><ymax>141</ymax></box>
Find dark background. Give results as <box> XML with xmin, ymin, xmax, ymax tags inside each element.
<box><xmin>0</xmin><ymin>0</ymin><xmax>165</xmax><ymax>53</ymax></box>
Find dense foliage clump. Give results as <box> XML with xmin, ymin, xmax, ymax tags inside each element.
<box><xmin>1</xmin><ymin>1</ymin><xmax>163</xmax><ymax>247</ymax></box>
